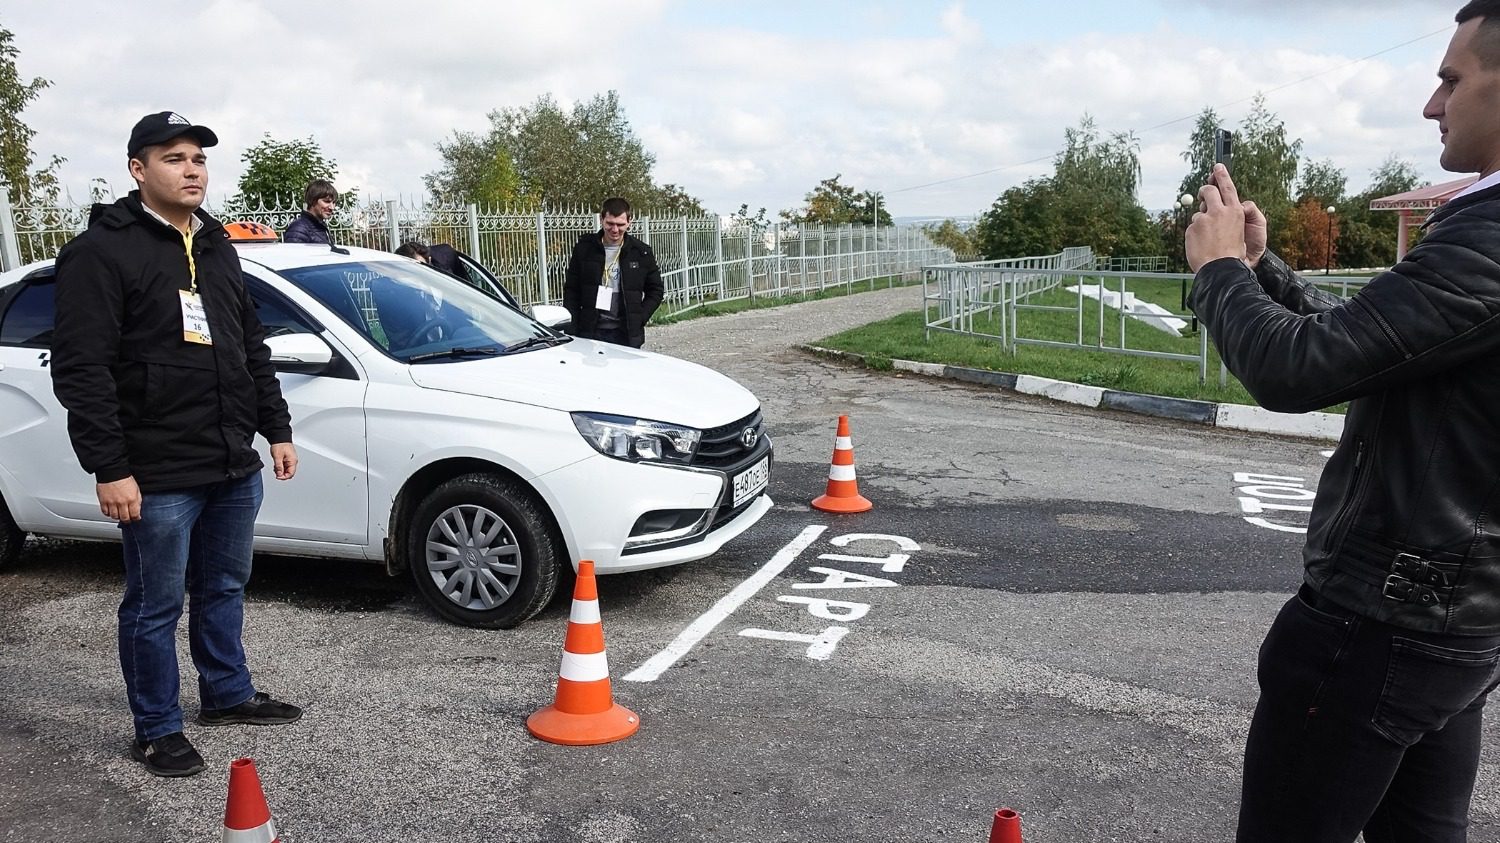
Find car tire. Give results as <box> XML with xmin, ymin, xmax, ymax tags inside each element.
<box><xmin>406</xmin><ymin>473</ymin><xmax>560</xmax><ymax>629</ymax></box>
<box><xmin>0</xmin><ymin>496</ymin><xmax>24</xmax><ymax>568</ymax></box>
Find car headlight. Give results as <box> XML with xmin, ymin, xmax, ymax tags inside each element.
<box><xmin>571</xmin><ymin>412</ymin><xmax>701</xmax><ymax>464</ymax></box>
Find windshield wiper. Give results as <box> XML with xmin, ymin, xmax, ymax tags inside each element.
<box><xmin>407</xmin><ymin>346</ymin><xmax>503</xmax><ymax>363</ymax></box>
<box><xmin>500</xmin><ymin>335</ymin><xmax>571</xmax><ymax>354</ymax></box>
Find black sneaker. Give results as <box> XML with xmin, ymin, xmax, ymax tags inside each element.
<box><xmin>198</xmin><ymin>691</ymin><xmax>302</xmax><ymax>726</ymax></box>
<box><xmin>130</xmin><ymin>732</ymin><xmax>206</xmax><ymax>778</ymax></box>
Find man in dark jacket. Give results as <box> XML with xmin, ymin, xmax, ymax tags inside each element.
<box><xmin>282</xmin><ymin>178</ymin><xmax>336</xmax><ymax>244</ymax></box>
<box><xmin>1185</xmin><ymin>4</ymin><xmax>1500</xmax><ymax>839</ymax></box>
<box><xmin>51</xmin><ymin>112</ymin><xmax>302</xmax><ymax>778</ymax></box>
<box><xmin>563</xmin><ymin>197</ymin><xmax>663</xmax><ymax>347</ymax></box>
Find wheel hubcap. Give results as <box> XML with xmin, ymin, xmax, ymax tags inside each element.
<box><xmin>424</xmin><ymin>504</ymin><xmax>523</xmax><ymax>611</ymax></box>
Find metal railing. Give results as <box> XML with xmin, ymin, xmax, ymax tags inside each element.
<box><xmin>924</xmin><ymin>249</ymin><xmax>1374</xmax><ymax>385</ymax></box>
<box><xmin>0</xmin><ymin>190</ymin><xmax>954</xmax><ymax>317</ymax></box>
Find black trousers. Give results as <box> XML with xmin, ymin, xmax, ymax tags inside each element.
<box><xmin>1236</xmin><ymin>585</ymin><xmax>1500</xmax><ymax>842</ymax></box>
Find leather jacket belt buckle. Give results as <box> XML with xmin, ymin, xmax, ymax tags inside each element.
<box><xmin>1382</xmin><ymin>552</ymin><xmax>1456</xmax><ymax>605</ymax></box>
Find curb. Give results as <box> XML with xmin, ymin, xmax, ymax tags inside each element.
<box><xmin>800</xmin><ymin>345</ymin><xmax>1344</xmax><ymax>442</ymax></box>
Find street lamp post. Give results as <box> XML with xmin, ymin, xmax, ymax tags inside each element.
<box><xmin>1326</xmin><ymin>205</ymin><xmax>1336</xmax><ymax>275</ymax></box>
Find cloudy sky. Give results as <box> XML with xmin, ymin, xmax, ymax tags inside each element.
<box><xmin>2</xmin><ymin>0</ymin><xmax>1465</xmax><ymax>218</ymax></box>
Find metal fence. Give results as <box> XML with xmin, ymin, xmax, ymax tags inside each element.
<box><xmin>0</xmin><ymin>191</ymin><xmax>954</xmax><ymax>318</ymax></box>
<box><xmin>924</xmin><ymin>249</ymin><xmax>1374</xmax><ymax>384</ymax></box>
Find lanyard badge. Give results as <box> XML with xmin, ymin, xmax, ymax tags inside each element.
<box><xmin>597</xmin><ymin>244</ymin><xmax>621</xmax><ymax>311</ymax></box>
<box><xmin>180</xmin><ymin>289</ymin><xmax>213</xmax><ymax>345</ymax></box>
<box><xmin>178</xmin><ymin>227</ymin><xmax>212</xmax><ymax>344</ymax></box>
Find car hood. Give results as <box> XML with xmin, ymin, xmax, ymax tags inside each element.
<box><xmin>405</xmin><ymin>338</ymin><xmax>760</xmax><ymax>427</ymax></box>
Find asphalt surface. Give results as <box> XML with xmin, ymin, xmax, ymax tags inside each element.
<box><xmin>2</xmin><ymin>282</ymin><xmax>1496</xmax><ymax>842</ymax></box>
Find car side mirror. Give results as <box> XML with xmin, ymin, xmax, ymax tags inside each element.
<box><xmin>265</xmin><ymin>333</ymin><xmax>334</xmax><ymax>374</ymax></box>
<box><xmin>528</xmin><ymin>304</ymin><xmax>572</xmax><ymax>332</ymax></box>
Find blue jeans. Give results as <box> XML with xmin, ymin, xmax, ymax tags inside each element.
<box><xmin>1237</xmin><ymin>585</ymin><xmax>1500</xmax><ymax>842</ymax></box>
<box><xmin>118</xmin><ymin>473</ymin><xmax>263</xmax><ymax>741</ymax></box>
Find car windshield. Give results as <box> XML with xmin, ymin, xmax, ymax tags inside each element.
<box><xmin>278</xmin><ymin>260</ymin><xmax>566</xmax><ymax>362</ymax></box>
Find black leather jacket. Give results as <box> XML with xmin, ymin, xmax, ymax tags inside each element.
<box><xmin>562</xmin><ymin>232</ymin><xmax>663</xmax><ymax>348</ymax></box>
<box><xmin>1189</xmin><ymin>183</ymin><xmax>1500</xmax><ymax>635</ymax></box>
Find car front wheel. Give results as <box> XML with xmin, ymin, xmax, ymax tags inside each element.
<box><xmin>406</xmin><ymin>473</ymin><xmax>560</xmax><ymax>629</ymax></box>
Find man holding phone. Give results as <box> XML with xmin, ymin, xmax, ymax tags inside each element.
<box><xmin>1186</xmin><ymin>3</ymin><xmax>1500</xmax><ymax>840</ymax></box>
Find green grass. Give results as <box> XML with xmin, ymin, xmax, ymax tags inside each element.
<box><xmin>651</xmin><ymin>275</ymin><xmax>919</xmax><ymax>325</ymax></box>
<box><xmin>815</xmin><ymin>275</ymin><xmax>1346</xmax><ymax>412</ymax></box>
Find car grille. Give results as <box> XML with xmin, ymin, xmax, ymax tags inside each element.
<box><xmin>692</xmin><ymin>410</ymin><xmax>764</xmax><ymax>468</ymax></box>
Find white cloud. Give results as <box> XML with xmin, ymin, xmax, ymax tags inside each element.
<box><xmin>2</xmin><ymin>0</ymin><xmax>1466</xmax><ymax>221</ymax></box>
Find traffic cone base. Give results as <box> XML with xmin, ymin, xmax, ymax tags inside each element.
<box><xmin>526</xmin><ymin>701</ymin><xmax>639</xmax><ymax>746</ymax></box>
<box><xmin>528</xmin><ymin>560</ymin><xmax>640</xmax><ymax>746</ymax></box>
<box><xmin>811</xmin><ymin>490</ymin><xmax>872</xmax><ymax>513</ymax></box>
<box><xmin>811</xmin><ymin>415</ymin><xmax>873</xmax><ymax>513</ymax></box>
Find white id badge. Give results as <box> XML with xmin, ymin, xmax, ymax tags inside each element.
<box><xmin>595</xmin><ymin>286</ymin><xmax>614</xmax><ymax>311</ymax></box>
<box><xmin>179</xmin><ymin>289</ymin><xmax>213</xmax><ymax>345</ymax></box>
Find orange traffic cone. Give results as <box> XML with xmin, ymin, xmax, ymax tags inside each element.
<box><xmin>811</xmin><ymin>415</ymin><xmax>873</xmax><ymax>513</ymax></box>
<box><xmin>527</xmin><ymin>560</ymin><xmax>639</xmax><ymax>746</ymax></box>
<box><xmin>988</xmin><ymin>807</ymin><xmax>1023</xmax><ymax>843</ymax></box>
<box><xmin>222</xmin><ymin>758</ymin><xmax>278</xmax><ymax>843</ymax></box>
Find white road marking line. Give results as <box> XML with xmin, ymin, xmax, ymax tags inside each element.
<box><xmin>623</xmin><ymin>524</ymin><xmax>827</xmax><ymax>682</ymax></box>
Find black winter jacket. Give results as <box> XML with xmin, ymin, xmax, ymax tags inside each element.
<box><xmin>1189</xmin><ymin>182</ymin><xmax>1500</xmax><ymax>634</ymax></box>
<box><xmin>51</xmin><ymin>193</ymin><xmax>292</xmax><ymax>492</ymax></box>
<box><xmin>282</xmin><ymin>211</ymin><xmax>329</xmax><ymax>244</ymax></box>
<box><xmin>563</xmin><ymin>232</ymin><xmax>663</xmax><ymax>348</ymax></box>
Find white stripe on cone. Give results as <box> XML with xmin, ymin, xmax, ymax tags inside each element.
<box><xmin>560</xmin><ymin>650</ymin><xmax>610</xmax><ymax>682</ymax></box>
<box><xmin>828</xmin><ymin>464</ymin><xmax>857</xmax><ymax>482</ymax></box>
<box><xmin>222</xmin><ymin>819</ymin><xmax>278</xmax><ymax>843</ymax></box>
<box><xmin>835</xmin><ymin>436</ymin><xmax>853</xmax><ymax>449</ymax></box>
<box><xmin>570</xmin><ymin>599</ymin><xmax>601</xmax><ymax>624</ymax></box>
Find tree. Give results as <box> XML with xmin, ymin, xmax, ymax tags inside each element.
<box><xmin>781</xmin><ymin>174</ymin><xmax>891</xmax><ymax>225</ymax></box>
<box><xmin>1296</xmin><ymin>158</ymin><xmax>1347</xmax><ymax>207</ymax></box>
<box><xmin>646</xmin><ymin>182</ymin><xmax>707</xmax><ymax>216</ymax></box>
<box><xmin>1048</xmin><ymin>116</ymin><xmax>1156</xmax><ymax>257</ymax></box>
<box><xmin>426</xmin><ymin>130</ymin><xmax>520</xmax><ymax>206</ymax></box>
<box><xmin>975</xmin><ymin>114</ymin><xmax>1155</xmax><ymax>259</ymax></box>
<box><xmin>974</xmin><ymin>178</ymin><xmax>1061</xmax><ymax>259</ymax></box>
<box><xmin>1232</xmin><ymin>95</ymin><xmax>1303</xmax><ymax>251</ymax></box>
<box><xmin>921</xmin><ymin>219</ymin><xmax>976</xmax><ymax>258</ymax></box>
<box><xmin>0</xmin><ymin>26</ymin><xmax>63</xmax><ymax>207</ymax></box>
<box><xmin>230</xmin><ymin>134</ymin><xmax>350</xmax><ymax>210</ymax></box>
<box><xmin>730</xmin><ymin>204</ymin><xmax>771</xmax><ymax>227</ymax></box>
<box><xmin>428</xmin><ymin>91</ymin><xmax>704</xmax><ymax>212</ymax></box>
<box><xmin>1363</xmin><ymin>155</ymin><xmax>1423</xmax><ymax>199</ymax></box>
<box><xmin>1175</xmin><ymin>108</ymin><xmax>1222</xmax><ymax>206</ymax></box>
<box><xmin>1280</xmin><ymin>198</ymin><xmax>1338</xmax><ymax>271</ymax></box>
<box><xmin>1175</xmin><ymin>97</ymin><xmax>1302</xmax><ymax>254</ymax></box>
<box><xmin>1335</xmin><ymin>155</ymin><xmax>1425</xmax><ymax>269</ymax></box>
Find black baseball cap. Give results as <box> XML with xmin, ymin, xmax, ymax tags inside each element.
<box><xmin>126</xmin><ymin>111</ymin><xmax>218</xmax><ymax>158</ymax></box>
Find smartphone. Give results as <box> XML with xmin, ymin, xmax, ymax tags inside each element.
<box><xmin>1214</xmin><ymin>128</ymin><xmax>1233</xmax><ymax>175</ymax></box>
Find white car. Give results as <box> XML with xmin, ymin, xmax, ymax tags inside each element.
<box><xmin>0</xmin><ymin>238</ymin><xmax>772</xmax><ymax>628</ymax></box>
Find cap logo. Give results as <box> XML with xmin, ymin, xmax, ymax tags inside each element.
<box><xmin>166</xmin><ymin>113</ymin><xmax>189</xmax><ymax>125</ymax></box>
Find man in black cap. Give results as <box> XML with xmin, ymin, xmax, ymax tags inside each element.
<box><xmin>51</xmin><ymin>111</ymin><xmax>303</xmax><ymax>778</ymax></box>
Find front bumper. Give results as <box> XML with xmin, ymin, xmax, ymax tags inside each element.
<box><xmin>533</xmin><ymin>436</ymin><xmax>773</xmax><ymax>573</ymax></box>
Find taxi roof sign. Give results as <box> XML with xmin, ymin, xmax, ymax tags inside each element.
<box><xmin>224</xmin><ymin>221</ymin><xmax>278</xmax><ymax>242</ymax></box>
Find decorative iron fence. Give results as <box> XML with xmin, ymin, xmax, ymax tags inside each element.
<box><xmin>0</xmin><ymin>191</ymin><xmax>954</xmax><ymax>318</ymax></box>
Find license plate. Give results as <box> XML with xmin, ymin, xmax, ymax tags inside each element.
<box><xmin>732</xmin><ymin>456</ymin><xmax>770</xmax><ymax>507</ymax></box>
